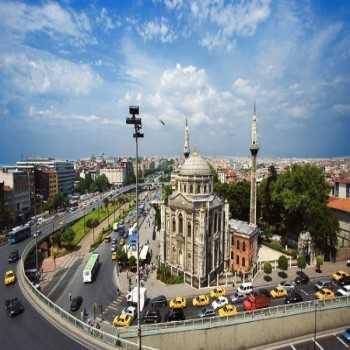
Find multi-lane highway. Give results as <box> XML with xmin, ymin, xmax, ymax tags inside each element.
<box><xmin>0</xmin><ymin>184</ymin><xmax>138</xmax><ymax>350</ymax></box>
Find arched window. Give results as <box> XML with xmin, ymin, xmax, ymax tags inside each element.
<box><xmin>243</xmin><ymin>241</ymin><xmax>246</xmax><ymax>252</ymax></box>
<box><xmin>236</xmin><ymin>239</ymin><xmax>240</xmax><ymax>250</ymax></box>
<box><xmin>190</xmin><ymin>184</ymin><xmax>193</xmax><ymax>193</ymax></box>
<box><xmin>209</xmin><ymin>215</ymin><xmax>212</xmax><ymax>235</ymax></box>
<box><xmin>187</xmin><ymin>222</ymin><xmax>191</xmax><ymax>238</ymax></box>
<box><xmin>242</xmin><ymin>257</ymin><xmax>245</xmax><ymax>267</ymax></box>
<box><xmin>184</xmin><ymin>184</ymin><xmax>187</xmax><ymax>193</ymax></box>
<box><xmin>218</xmin><ymin>213</ymin><xmax>221</xmax><ymax>231</ymax></box>
<box><xmin>214</xmin><ymin>212</ymin><xmax>218</xmax><ymax>232</ymax></box>
<box><xmin>172</xmin><ymin>217</ymin><xmax>176</xmax><ymax>232</ymax></box>
<box><xmin>197</xmin><ymin>183</ymin><xmax>200</xmax><ymax>194</ymax></box>
<box><xmin>204</xmin><ymin>184</ymin><xmax>207</xmax><ymax>193</ymax></box>
<box><xmin>236</xmin><ymin>255</ymin><xmax>239</xmax><ymax>265</ymax></box>
<box><xmin>179</xmin><ymin>213</ymin><xmax>183</xmax><ymax>235</ymax></box>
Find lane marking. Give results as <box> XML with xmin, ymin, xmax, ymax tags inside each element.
<box><xmin>290</xmin><ymin>345</ymin><xmax>297</xmax><ymax>350</ymax></box>
<box><xmin>337</xmin><ymin>336</ymin><xmax>350</xmax><ymax>348</ymax></box>
<box><xmin>315</xmin><ymin>340</ymin><xmax>324</xmax><ymax>350</ymax></box>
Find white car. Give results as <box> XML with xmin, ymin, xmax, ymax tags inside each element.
<box><xmin>230</xmin><ymin>291</ymin><xmax>245</xmax><ymax>303</ymax></box>
<box><xmin>211</xmin><ymin>296</ymin><xmax>228</xmax><ymax>310</ymax></box>
<box><xmin>337</xmin><ymin>285</ymin><xmax>350</xmax><ymax>297</ymax></box>
<box><xmin>121</xmin><ymin>306</ymin><xmax>137</xmax><ymax>318</ymax></box>
<box><xmin>279</xmin><ymin>281</ymin><xmax>295</xmax><ymax>291</ymax></box>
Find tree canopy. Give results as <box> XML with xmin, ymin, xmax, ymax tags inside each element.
<box><xmin>76</xmin><ymin>174</ymin><xmax>110</xmax><ymax>194</ymax></box>
<box><xmin>258</xmin><ymin>164</ymin><xmax>339</xmax><ymax>257</ymax></box>
<box><xmin>46</xmin><ymin>192</ymin><xmax>69</xmax><ymax>212</ymax></box>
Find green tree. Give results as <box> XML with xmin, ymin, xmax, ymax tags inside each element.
<box><xmin>214</xmin><ymin>181</ymin><xmax>250</xmax><ymax>221</ymax></box>
<box><xmin>61</xmin><ymin>227</ymin><xmax>74</xmax><ymax>246</ymax></box>
<box><xmin>263</xmin><ymin>261</ymin><xmax>272</xmax><ymax>275</ymax></box>
<box><xmin>297</xmin><ymin>255</ymin><xmax>307</xmax><ymax>271</ymax></box>
<box><xmin>0</xmin><ymin>206</ymin><xmax>15</xmax><ymax>232</ymax></box>
<box><xmin>95</xmin><ymin>174</ymin><xmax>110</xmax><ymax>193</ymax></box>
<box><xmin>316</xmin><ymin>255</ymin><xmax>324</xmax><ymax>269</ymax></box>
<box><xmin>46</xmin><ymin>192</ymin><xmax>68</xmax><ymax>212</ymax></box>
<box><xmin>86</xmin><ymin>218</ymin><xmax>99</xmax><ymax>229</ymax></box>
<box><xmin>162</xmin><ymin>184</ymin><xmax>173</xmax><ymax>204</ymax></box>
<box><xmin>278</xmin><ymin>255</ymin><xmax>289</xmax><ymax>271</ymax></box>
<box><xmin>129</xmin><ymin>255</ymin><xmax>136</xmax><ymax>268</ymax></box>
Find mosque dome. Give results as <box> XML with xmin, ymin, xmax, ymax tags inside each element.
<box><xmin>179</xmin><ymin>152</ymin><xmax>211</xmax><ymax>177</ymax></box>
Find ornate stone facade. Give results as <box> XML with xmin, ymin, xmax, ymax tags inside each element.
<box><xmin>160</xmin><ymin>153</ymin><xmax>229</xmax><ymax>284</ymax></box>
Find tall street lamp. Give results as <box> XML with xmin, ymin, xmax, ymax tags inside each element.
<box><xmin>126</xmin><ymin>105</ymin><xmax>144</xmax><ymax>350</ymax></box>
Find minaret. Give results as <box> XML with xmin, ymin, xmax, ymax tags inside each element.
<box><xmin>249</xmin><ymin>103</ymin><xmax>259</xmax><ymax>225</ymax></box>
<box><xmin>183</xmin><ymin>118</ymin><xmax>190</xmax><ymax>158</ymax></box>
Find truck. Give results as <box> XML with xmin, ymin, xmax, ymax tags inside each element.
<box><xmin>243</xmin><ymin>294</ymin><xmax>270</xmax><ymax>311</ymax></box>
<box><xmin>126</xmin><ymin>287</ymin><xmax>147</xmax><ymax>312</ymax></box>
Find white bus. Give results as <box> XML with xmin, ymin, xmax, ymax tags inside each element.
<box><xmin>83</xmin><ymin>253</ymin><xmax>100</xmax><ymax>283</ymax></box>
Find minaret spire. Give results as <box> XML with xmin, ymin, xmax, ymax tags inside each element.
<box><xmin>184</xmin><ymin>117</ymin><xmax>190</xmax><ymax>158</ymax></box>
<box><xmin>249</xmin><ymin>103</ymin><xmax>259</xmax><ymax>225</ymax></box>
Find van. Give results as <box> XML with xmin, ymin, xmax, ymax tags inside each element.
<box><xmin>315</xmin><ymin>279</ymin><xmax>332</xmax><ymax>290</ymax></box>
<box><xmin>238</xmin><ymin>282</ymin><xmax>253</xmax><ymax>295</ymax></box>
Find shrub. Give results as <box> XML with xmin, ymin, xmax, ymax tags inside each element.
<box><xmin>263</xmin><ymin>262</ymin><xmax>272</xmax><ymax>275</ymax></box>
<box><xmin>297</xmin><ymin>255</ymin><xmax>307</xmax><ymax>271</ymax></box>
<box><xmin>278</xmin><ymin>255</ymin><xmax>289</xmax><ymax>271</ymax></box>
<box><xmin>316</xmin><ymin>255</ymin><xmax>324</xmax><ymax>268</ymax></box>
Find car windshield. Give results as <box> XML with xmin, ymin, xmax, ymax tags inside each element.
<box><xmin>6</xmin><ymin>272</ymin><xmax>14</xmax><ymax>277</ymax></box>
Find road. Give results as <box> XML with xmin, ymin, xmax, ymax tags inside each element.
<box><xmin>49</xmin><ymin>190</ymin><xmax>156</xmax><ymax>324</ymax></box>
<box><xmin>0</xmin><ymin>184</ymin><xmax>139</xmax><ymax>350</ymax></box>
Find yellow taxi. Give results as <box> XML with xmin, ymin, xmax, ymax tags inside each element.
<box><xmin>314</xmin><ymin>288</ymin><xmax>336</xmax><ymax>301</ymax></box>
<box><xmin>332</xmin><ymin>270</ymin><xmax>349</xmax><ymax>282</ymax></box>
<box><xmin>218</xmin><ymin>304</ymin><xmax>237</xmax><ymax>317</ymax></box>
<box><xmin>192</xmin><ymin>295</ymin><xmax>209</xmax><ymax>307</ymax></box>
<box><xmin>112</xmin><ymin>313</ymin><xmax>133</xmax><ymax>327</ymax></box>
<box><xmin>169</xmin><ymin>296</ymin><xmax>186</xmax><ymax>309</ymax></box>
<box><xmin>112</xmin><ymin>251</ymin><xmax>117</xmax><ymax>260</ymax></box>
<box><xmin>270</xmin><ymin>286</ymin><xmax>287</xmax><ymax>298</ymax></box>
<box><xmin>209</xmin><ymin>287</ymin><xmax>226</xmax><ymax>299</ymax></box>
<box><xmin>4</xmin><ymin>270</ymin><xmax>16</xmax><ymax>286</ymax></box>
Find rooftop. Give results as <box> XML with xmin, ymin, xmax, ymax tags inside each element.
<box><xmin>179</xmin><ymin>152</ymin><xmax>211</xmax><ymax>177</ymax></box>
<box><xmin>229</xmin><ymin>219</ymin><xmax>258</xmax><ymax>237</ymax></box>
<box><xmin>327</xmin><ymin>198</ymin><xmax>350</xmax><ymax>213</ymax></box>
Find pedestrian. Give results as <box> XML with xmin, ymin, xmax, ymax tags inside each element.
<box><xmin>81</xmin><ymin>309</ymin><xmax>84</xmax><ymax>321</ymax></box>
<box><xmin>68</xmin><ymin>292</ymin><xmax>72</xmax><ymax>303</ymax></box>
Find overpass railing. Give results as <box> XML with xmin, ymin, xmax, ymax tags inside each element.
<box><xmin>20</xmin><ymin>236</ymin><xmax>157</xmax><ymax>350</ymax></box>
<box><xmin>116</xmin><ymin>295</ymin><xmax>350</xmax><ymax>338</ymax></box>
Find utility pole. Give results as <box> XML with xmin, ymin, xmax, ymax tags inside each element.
<box><xmin>126</xmin><ymin>106</ymin><xmax>144</xmax><ymax>350</ymax></box>
<box><xmin>314</xmin><ymin>300</ymin><xmax>317</xmax><ymax>350</ymax></box>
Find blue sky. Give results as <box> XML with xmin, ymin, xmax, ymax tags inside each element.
<box><xmin>0</xmin><ymin>0</ymin><xmax>349</xmax><ymax>163</ymax></box>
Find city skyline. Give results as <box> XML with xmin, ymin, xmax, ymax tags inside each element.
<box><xmin>1</xmin><ymin>1</ymin><xmax>350</xmax><ymax>163</ymax></box>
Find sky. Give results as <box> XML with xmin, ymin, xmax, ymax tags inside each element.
<box><xmin>0</xmin><ymin>0</ymin><xmax>350</xmax><ymax>163</ymax></box>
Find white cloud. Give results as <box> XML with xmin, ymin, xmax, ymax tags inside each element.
<box><xmin>309</xmin><ymin>22</ymin><xmax>343</xmax><ymax>60</ymax></box>
<box><xmin>232</xmin><ymin>78</ymin><xmax>259</xmax><ymax>98</ymax></box>
<box><xmin>137</xmin><ymin>17</ymin><xmax>177</xmax><ymax>43</ymax></box>
<box><xmin>0</xmin><ymin>52</ymin><xmax>102</xmax><ymax>96</ymax></box>
<box><xmin>164</xmin><ymin>0</ymin><xmax>183</xmax><ymax>10</ymax></box>
<box><xmin>0</xmin><ymin>1</ymin><xmax>94</xmax><ymax>46</ymax></box>
<box><xmin>333</xmin><ymin>104</ymin><xmax>350</xmax><ymax>114</ymax></box>
<box><xmin>96</xmin><ymin>7</ymin><xmax>120</xmax><ymax>32</ymax></box>
<box><xmin>286</xmin><ymin>105</ymin><xmax>307</xmax><ymax>118</ymax></box>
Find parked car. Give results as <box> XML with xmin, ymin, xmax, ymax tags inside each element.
<box><xmin>104</xmin><ymin>235</ymin><xmax>111</xmax><ymax>243</ymax></box>
<box><xmin>143</xmin><ymin>309</ymin><xmax>161</xmax><ymax>324</ymax></box>
<box><xmin>113</xmin><ymin>313</ymin><xmax>133</xmax><ymax>327</ymax></box>
<box><xmin>112</xmin><ymin>251</ymin><xmax>117</xmax><ymax>260</ymax></box>
<box><xmin>169</xmin><ymin>296</ymin><xmax>186</xmax><ymax>309</ymax></box>
<box><xmin>243</xmin><ymin>295</ymin><xmax>270</xmax><ymax>311</ymax></box>
<box><xmin>230</xmin><ymin>291</ymin><xmax>246</xmax><ymax>303</ymax></box>
<box><xmin>8</xmin><ymin>250</ymin><xmax>20</xmax><ymax>263</ymax></box>
<box><xmin>151</xmin><ymin>295</ymin><xmax>167</xmax><ymax>309</ymax></box>
<box><xmin>209</xmin><ymin>287</ymin><xmax>226</xmax><ymax>299</ymax></box>
<box><xmin>198</xmin><ymin>307</ymin><xmax>216</xmax><ymax>318</ymax></box>
<box><xmin>338</xmin><ymin>276</ymin><xmax>350</xmax><ymax>287</ymax></box>
<box><xmin>294</xmin><ymin>272</ymin><xmax>309</xmax><ymax>285</ymax></box>
<box><xmin>314</xmin><ymin>288</ymin><xmax>336</xmax><ymax>301</ymax></box>
<box><xmin>4</xmin><ymin>270</ymin><xmax>16</xmax><ymax>286</ymax></box>
<box><xmin>5</xmin><ymin>298</ymin><xmax>24</xmax><ymax>317</ymax></box>
<box><xmin>270</xmin><ymin>286</ymin><xmax>288</xmax><ymax>298</ymax></box>
<box><xmin>165</xmin><ymin>309</ymin><xmax>185</xmax><ymax>322</ymax></box>
<box><xmin>121</xmin><ymin>306</ymin><xmax>137</xmax><ymax>319</ymax></box>
<box><xmin>279</xmin><ymin>281</ymin><xmax>295</xmax><ymax>291</ymax></box>
<box><xmin>70</xmin><ymin>296</ymin><xmax>83</xmax><ymax>312</ymax></box>
<box><xmin>192</xmin><ymin>295</ymin><xmax>209</xmax><ymax>307</ymax></box>
<box><xmin>218</xmin><ymin>304</ymin><xmax>237</xmax><ymax>317</ymax></box>
<box><xmin>212</xmin><ymin>296</ymin><xmax>229</xmax><ymax>310</ymax></box>
<box><xmin>315</xmin><ymin>280</ymin><xmax>332</xmax><ymax>291</ymax></box>
<box><xmin>337</xmin><ymin>285</ymin><xmax>350</xmax><ymax>297</ymax></box>
<box><xmin>332</xmin><ymin>270</ymin><xmax>350</xmax><ymax>282</ymax></box>
<box><xmin>285</xmin><ymin>292</ymin><xmax>303</xmax><ymax>304</ymax></box>
<box><xmin>237</xmin><ymin>282</ymin><xmax>253</xmax><ymax>295</ymax></box>
<box><xmin>346</xmin><ymin>258</ymin><xmax>350</xmax><ymax>267</ymax></box>
<box><xmin>341</xmin><ymin>328</ymin><xmax>350</xmax><ymax>342</ymax></box>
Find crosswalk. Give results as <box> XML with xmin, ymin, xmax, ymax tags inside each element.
<box><xmin>98</xmin><ymin>293</ymin><xmax>126</xmax><ymax>322</ymax></box>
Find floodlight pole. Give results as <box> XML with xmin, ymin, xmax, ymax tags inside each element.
<box><xmin>126</xmin><ymin>106</ymin><xmax>143</xmax><ymax>350</ymax></box>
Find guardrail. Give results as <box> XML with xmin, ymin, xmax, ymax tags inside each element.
<box><xmin>20</xmin><ymin>234</ymin><xmax>158</xmax><ymax>350</ymax></box>
<box><xmin>116</xmin><ymin>295</ymin><xmax>350</xmax><ymax>338</ymax></box>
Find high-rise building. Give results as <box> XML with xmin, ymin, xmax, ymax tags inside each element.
<box><xmin>17</xmin><ymin>159</ymin><xmax>75</xmax><ymax>196</ymax></box>
<box><xmin>183</xmin><ymin>118</ymin><xmax>190</xmax><ymax>159</ymax></box>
